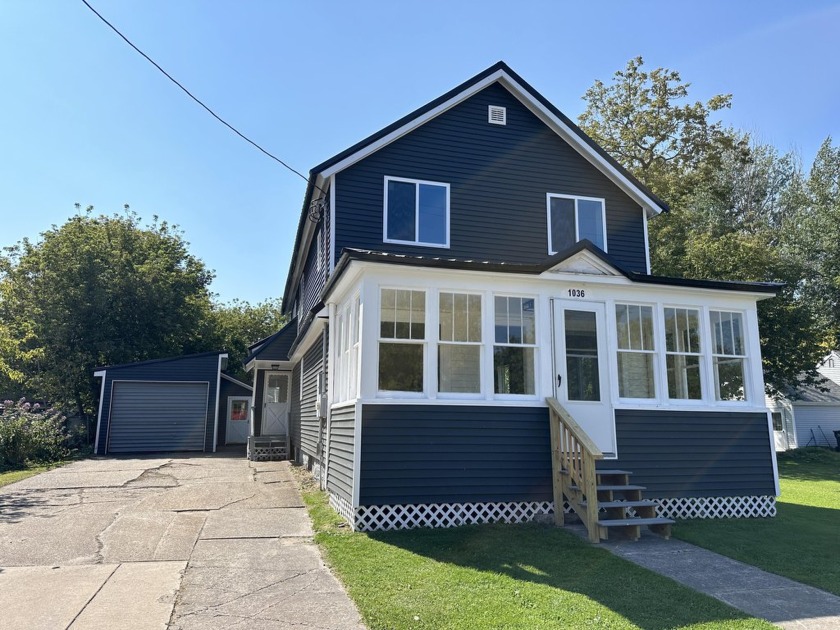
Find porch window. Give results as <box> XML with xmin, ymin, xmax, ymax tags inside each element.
<box><xmin>614</xmin><ymin>304</ymin><xmax>655</xmax><ymax>398</ymax></box>
<box><xmin>710</xmin><ymin>310</ymin><xmax>747</xmax><ymax>401</ymax></box>
<box><xmin>493</xmin><ymin>296</ymin><xmax>536</xmax><ymax>395</ymax></box>
<box><xmin>384</xmin><ymin>177</ymin><xmax>449</xmax><ymax>247</ymax></box>
<box><xmin>335</xmin><ymin>296</ymin><xmax>360</xmax><ymax>402</ymax></box>
<box><xmin>664</xmin><ymin>307</ymin><xmax>703</xmax><ymax>400</ymax></box>
<box><xmin>547</xmin><ymin>194</ymin><xmax>606</xmax><ymax>254</ymax></box>
<box><xmin>438</xmin><ymin>292</ymin><xmax>482</xmax><ymax>393</ymax></box>
<box><xmin>379</xmin><ymin>289</ymin><xmax>425</xmax><ymax>392</ymax></box>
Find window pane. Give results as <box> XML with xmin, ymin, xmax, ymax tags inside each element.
<box><xmin>618</xmin><ymin>352</ymin><xmax>655</xmax><ymax>398</ymax></box>
<box><xmin>439</xmin><ymin>345</ymin><xmax>480</xmax><ymax>393</ymax></box>
<box><xmin>577</xmin><ymin>199</ymin><xmax>605</xmax><ymax>249</ymax></box>
<box><xmin>382</xmin><ymin>289</ymin><xmax>424</xmax><ymax>340</ymax></box>
<box><xmin>565</xmin><ymin>310</ymin><xmax>600</xmax><ymax>401</ymax></box>
<box><xmin>386</xmin><ymin>180</ymin><xmax>416</xmax><ymax>241</ymax></box>
<box><xmin>666</xmin><ymin>307</ymin><xmax>701</xmax><ymax>353</ymax></box>
<box><xmin>667</xmin><ymin>354</ymin><xmax>702</xmax><ymax>399</ymax></box>
<box><xmin>508</xmin><ymin>297</ymin><xmax>523</xmax><ymax>343</ymax></box>
<box><xmin>714</xmin><ymin>357</ymin><xmax>745</xmax><ymax>400</ymax></box>
<box><xmin>418</xmin><ymin>184</ymin><xmax>447</xmax><ymax>244</ymax></box>
<box><xmin>550</xmin><ymin>197</ymin><xmax>576</xmax><ymax>253</ymax></box>
<box><xmin>379</xmin><ymin>343</ymin><xmax>423</xmax><ymax>391</ymax></box>
<box><xmin>711</xmin><ymin>311</ymin><xmax>744</xmax><ymax>356</ymax></box>
<box><xmin>467</xmin><ymin>294</ymin><xmax>482</xmax><ymax>342</ymax></box>
<box><xmin>453</xmin><ymin>293</ymin><xmax>468</xmax><ymax>341</ymax></box>
<box><xmin>772</xmin><ymin>412</ymin><xmax>784</xmax><ymax>431</ymax></box>
<box><xmin>380</xmin><ymin>289</ymin><xmax>396</xmax><ymax>338</ymax></box>
<box><xmin>494</xmin><ymin>296</ymin><xmax>508</xmax><ymax>343</ymax></box>
<box><xmin>616</xmin><ymin>304</ymin><xmax>630</xmax><ymax>349</ymax></box>
<box><xmin>522</xmin><ymin>299</ymin><xmax>536</xmax><ymax>344</ymax></box>
<box><xmin>493</xmin><ymin>346</ymin><xmax>535</xmax><ymax>394</ymax></box>
<box><xmin>439</xmin><ymin>292</ymin><xmax>454</xmax><ymax>341</ymax></box>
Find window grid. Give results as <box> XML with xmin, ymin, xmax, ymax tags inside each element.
<box><xmin>710</xmin><ymin>310</ymin><xmax>747</xmax><ymax>401</ymax></box>
<box><xmin>378</xmin><ymin>289</ymin><xmax>426</xmax><ymax>393</ymax></box>
<box><xmin>664</xmin><ymin>307</ymin><xmax>704</xmax><ymax>401</ymax></box>
<box><xmin>439</xmin><ymin>292</ymin><xmax>483</xmax><ymax>394</ymax></box>
<box><xmin>615</xmin><ymin>303</ymin><xmax>656</xmax><ymax>399</ymax></box>
<box><xmin>493</xmin><ymin>296</ymin><xmax>537</xmax><ymax>396</ymax></box>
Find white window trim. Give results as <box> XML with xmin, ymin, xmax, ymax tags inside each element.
<box><xmin>613</xmin><ymin>301</ymin><xmax>659</xmax><ymax>403</ymax></box>
<box><xmin>437</xmin><ymin>290</ymin><xmax>484</xmax><ymax>399</ymax></box>
<box><xmin>708</xmin><ymin>308</ymin><xmax>750</xmax><ymax>404</ymax></box>
<box><xmin>662</xmin><ymin>305</ymin><xmax>707</xmax><ymax>404</ymax></box>
<box><xmin>377</xmin><ymin>287</ymin><xmax>428</xmax><ymax>397</ymax></box>
<box><xmin>491</xmin><ymin>293</ymin><xmax>540</xmax><ymax>400</ymax></box>
<box><xmin>383</xmin><ymin>176</ymin><xmax>451</xmax><ymax>248</ymax></box>
<box><xmin>546</xmin><ymin>193</ymin><xmax>608</xmax><ymax>255</ymax></box>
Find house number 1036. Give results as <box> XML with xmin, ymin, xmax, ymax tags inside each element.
<box><xmin>567</xmin><ymin>288</ymin><xmax>585</xmax><ymax>298</ymax></box>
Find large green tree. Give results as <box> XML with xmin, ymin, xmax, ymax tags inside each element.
<box><xmin>579</xmin><ymin>58</ymin><xmax>825</xmax><ymax>394</ymax></box>
<box><xmin>0</xmin><ymin>207</ymin><xmax>215</xmax><ymax>416</ymax></box>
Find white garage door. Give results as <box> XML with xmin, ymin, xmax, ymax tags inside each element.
<box><xmin>108</xmin><ymin>381</ymin><xmax>209</xmax><ymax>453</ymax></box>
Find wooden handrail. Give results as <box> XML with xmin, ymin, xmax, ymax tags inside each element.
<box><xmin>546</xmin><ymin>397</ymin><xmax>604</xmax><ymax>543</ymax></box>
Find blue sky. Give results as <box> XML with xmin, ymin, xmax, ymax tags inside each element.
<box><xmin>2</xmin><ymin>1</ymin><xmax>838</xmax><ymax>305</ymax></box>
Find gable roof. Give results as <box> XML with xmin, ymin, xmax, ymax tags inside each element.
<box><xmin>282</xmin><ymin>61</ymin><xmax>670</xmax><ymax>315</ymax></box>
<box><xmin>793</xmin><ymin>377</ymin><xmax>840</xmax><ymax>404</ymax></box>
<box><xmin>245</xmin><ymin>318</ymin><xmax>297</xmax><ymax>365</ymax></box>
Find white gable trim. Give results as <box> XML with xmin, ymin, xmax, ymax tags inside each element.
<box><xmin>318</xmin><ymin>69</ymin><xmax>664</xmax><ymax>218</ymax></box>
<box><xmin>543</xmin><ymin>250</ymin><xmax>624</xmax><ymax>277</ymax></box>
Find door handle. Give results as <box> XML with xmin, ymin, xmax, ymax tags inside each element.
<box><xmin>557</xmin><ymin>374</ymin><xmax>562</xmax><ymax>388</ymax></box>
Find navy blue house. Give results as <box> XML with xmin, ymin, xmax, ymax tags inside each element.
<box><xmin>246</xmin><ymin>62</ymin><xmax>780</xmax><ymax>533</ymax></box>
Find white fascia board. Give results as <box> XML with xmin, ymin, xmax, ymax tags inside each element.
<box><xmin>317</xmin><ymin>69</ymin><xmax>664</xmax><ymax>218</ymax></box>
<box><xmin>220</xmin><ymin>372</ymin><xmax>254</xmax><ymax>391</ymax></box>
<box><xmin>93</xmin><ymin>370</ymin><xmax>106</xmax><ymax>378</ymax></box>
<box><xmin>288</xmin><ymin>318</ymin><xmax>328</xmax><ymax>363</ymax></box>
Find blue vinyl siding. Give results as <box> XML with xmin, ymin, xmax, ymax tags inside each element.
<box><xmin>610</xmin><ymin>409</ymin><xmax>776</xmax><ymax>498</ymax></box>
<box><xmin>299</xmin><ymin>331</ymin><xmax>328</xmax><ymax>460</ymax></box>
<box><xmin>327</xmin><ymin>404</ymin><xmax>355</xmax><ymax>501</ymax></box>
<box><xmin>359</xmin><ymin>405</ymin><xmax>552</xmax><ymax>506</ymax></box>
<box><xmin>95</xmin><ymin>353</ymin><xmax>221</xmax><ymax>454</ymax></box>
<box><xmin>336</xmin><ymin>83</ymin><xmax>647</xmax><ymax>272</ymax></box>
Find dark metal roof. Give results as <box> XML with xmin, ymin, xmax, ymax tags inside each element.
<box><xmin>281</xmin><ymin>61</ymin><xmax>672</xmax><ymax>316</ymax></box>
<box><xmin>321</xmin><ymin>243</ymin><xmax>783</xmax><ymax>298</ymax></box>
<box><xmin>94</xmin><ymin>350</ymin><xmax>226</xmax><ymax>372</ymax></box>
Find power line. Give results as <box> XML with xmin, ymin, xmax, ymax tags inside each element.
<box><xmin>80</xmin><ymin>0</ymin><xmax>324</xmax><ymax>199</ymax></box>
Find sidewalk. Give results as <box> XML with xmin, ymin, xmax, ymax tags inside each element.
<box><xmin>573</xmin><ymin>526</ymin><xmax>840</xmax><ymax>629</ymax></box>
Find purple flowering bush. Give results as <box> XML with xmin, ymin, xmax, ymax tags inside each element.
<box><xmin>0</xmin><ymin>398</ymin><xmax>72</xmax><ymax>469</ymax></box>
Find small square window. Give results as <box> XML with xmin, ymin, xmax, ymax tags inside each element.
<box><xmin>384</xmin><ymin>177</ymin><xmax>449</xmax><ymax>247</ymax></box>
<box><xmin>547</xmin><ymin>194</ymin><xmax>606</xmax><ymax>253</ymax></box>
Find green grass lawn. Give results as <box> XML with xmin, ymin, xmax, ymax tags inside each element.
<box><xmin>0</xmin><ymin>463</ymin><xmax>59</xmax><ymax>488</ymax></box>
<box><xmin>296</xmin><ymin>471</ymin><xmax>772</xmax><ymax>630</ymax></box>
<box><xmin>675</xmin><ymin>448</ymin><xmax>840</xmax><ymax>596</ymax></box>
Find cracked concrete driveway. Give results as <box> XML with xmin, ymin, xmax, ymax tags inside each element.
<box><xmin>0</xmin><ymin>453</ymin><xmax>365</xmax><ymax>629</ymax></box>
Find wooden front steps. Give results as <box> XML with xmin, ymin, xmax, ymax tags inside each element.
<box><xmin>571</xmin><ymin>469</ymin><xmax>674</xmax><ymax>541</ymax></box>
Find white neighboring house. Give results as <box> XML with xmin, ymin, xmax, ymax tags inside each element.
<box><xmin>768</xmin><ymin>351</ymin><xmax>840</xmax><ymax>451</ymax></box>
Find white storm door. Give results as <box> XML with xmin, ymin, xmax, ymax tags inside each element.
<box><xmin>226</xmin><ymin>397</ymin><xmax>251</xmax><ymax>444</ymax></box>
<box><xmin>552</xmin><ymin>300</ymin><xmax>616</xmax><ymax>457</ymax></box>
<box><xmin>263</xmin><ymin>372</ymin><xmax>290</xmax><ymax>435</ymax></box>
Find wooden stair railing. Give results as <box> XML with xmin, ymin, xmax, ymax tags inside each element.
<box><xmin>547</xmin><ymin>397</ymin><xmax>675</xmax><ymax>542</ymax></box>
<box><xmin>547</xmin><ymin>397</ymin><xmax>603</xmax><ymax>543</ymax></box>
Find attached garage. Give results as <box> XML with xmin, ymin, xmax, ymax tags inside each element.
<box><xmin>93</xmin><ymin>351</ymin><xmax>233</xmax><ymax>455</ymax></box>
<box><xmin>108</xmin><ymin>381</ymin><xmax>209</xmax><ymax>453</ymax></box>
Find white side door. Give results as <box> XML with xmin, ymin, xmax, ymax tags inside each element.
<box><xmin>263</xmin><ymin>372</ymin><xmax>290</xmax><ymax>435</ymax></box>
<box><xmin>552</xmin><ymin>300</ymin><xmax>616</xmax><ymax>457</ymax></box>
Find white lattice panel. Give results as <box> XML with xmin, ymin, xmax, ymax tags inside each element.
<box><xmin>655</xmin><ymin>495</ymin><xmax>776</xmax><ymax>519</ymax></box>
<box><xmin>354</xmin><ymin>500</ymin><xmax>555</xmax><ymax>532</ymax></box>
<box><xmin>329</xmin><ymin>492</ymin><xmax>355</xmax><ymax>526</ymax></box>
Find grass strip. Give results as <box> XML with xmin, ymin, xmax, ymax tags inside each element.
<box><xmin>675</xmin><ymin>448</ymin><xmax>840</xmax><ymax>596</ymax></box>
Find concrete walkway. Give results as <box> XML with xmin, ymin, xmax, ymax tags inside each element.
<box><xmin>575</xmin><ymin>525</ymin><xmax>840</xmax><ymax>629</ymax></box>
<box><xmin>0</xmin><ymin>454</ymin><xmax>365</xmax><ymax>629</ymax></box>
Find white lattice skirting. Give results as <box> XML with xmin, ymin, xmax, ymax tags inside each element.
<box><xmin>655</xmin><ymin>495</ymin><xmax>776</xmax><ymax>519</ymax></box>
<box><xmin>329</xmin><ymin>492</ymin><xmax>355</xmax><ymax>524</ymax></box>
<box><xmin>353</xmin><ymin>501</ymin><xmax>555</xmax><ymax>532</ymax></box>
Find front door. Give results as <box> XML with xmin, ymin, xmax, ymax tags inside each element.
<box><xmin>552</xmin><ymin>300</ymin><xmax>615</xmax><ymax>457</ymax></box>
<box><xmin>263</xmin><ymin>372</ymin><xmax>290</xmax><ymax>435</ymax></box>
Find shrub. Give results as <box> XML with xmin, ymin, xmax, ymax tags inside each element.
<box><xmin>0</xmin><ymin>398</ymin><xmax>72</xmax><ymax>469</ymax></box>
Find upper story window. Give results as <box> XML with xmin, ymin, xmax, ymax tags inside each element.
<box><xmin>384</xmin><ymin>176</ymin><xmax>449</xmax><ymax>248</ymax></box>
<box><xmin>547</xmin><ymin>194</ymin><xmax>606</xmax><ymax>254</ymax></box>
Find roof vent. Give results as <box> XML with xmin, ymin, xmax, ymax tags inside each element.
<box><xmin>488</xmin><ymin>105</ymin><xmax>506</xmax><ymax>125</ymax></box>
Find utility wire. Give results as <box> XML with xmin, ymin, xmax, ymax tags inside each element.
<box><xmin>80</xmin><ymin>0</ymin><xmax>326</xmax><ymax>199</ymax></box>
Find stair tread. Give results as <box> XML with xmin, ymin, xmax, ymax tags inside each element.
<box><xmin>597</xmin><ymin>517</ymin><xmax>675</xmax><ymax>526</ymax></box>
<box><xmin>581</xmin><ymin>500</ymin><xmax>658</xmax><ymax>508</ymax></box>
<box><xmin>596</xmin><ymin>469</ymin><xmax>633</xmax><ymax>475</ymax></box>
<box><xmin>571</xmin><ymin>484</ymin><xmax>647</xmax><ymax>491</ymax></box>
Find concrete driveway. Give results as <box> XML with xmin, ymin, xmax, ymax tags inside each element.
<box><xmin>0</xmin><ymin>453</ymin><xmax>365</xmax><ymax>629</ymax></box>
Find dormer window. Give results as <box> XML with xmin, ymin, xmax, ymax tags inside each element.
<box><xmin>384</xmin><ymin>176</ymin><xmax>450</xmax><ymax>248</ymax></box>
<box><xmin>547</xmin><ymin>194</ymin><xmax>606</xmax><ymax>254</ymax></box>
